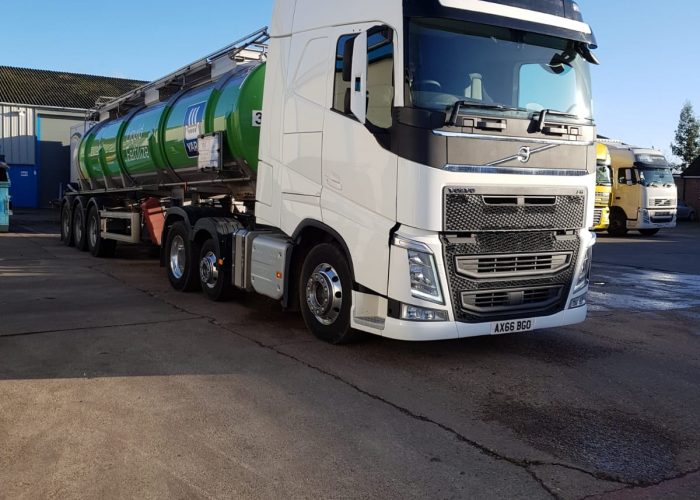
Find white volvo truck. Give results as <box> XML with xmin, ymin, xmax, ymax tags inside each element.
<box><xmin>62</xmin><ymin>0</ymin><xmax>599</xmax><ymax>343</ymax></box>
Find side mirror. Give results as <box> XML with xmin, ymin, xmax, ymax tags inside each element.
<box><xmin>350</xmin><ymin>31</ymin><xmax>368</xmax><ymax>124</ymax></box>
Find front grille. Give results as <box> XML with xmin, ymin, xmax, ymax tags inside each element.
<box><xmin>443</xmin><ymin>232</ymin><xmax>579</xmax><ymax>323</ymax></box>
<box><xmin>455</xmin><ymin>252</ymin><xmax>571</xmax><ymax>279</ymax></box>
<box><xmin>652</xmin><ymin>198</ymin><xmax>673</xmax><ymax>208</ymax></box>
<box><xmin>444</xmin><ymin>187</ymin><xmax>586</xmax><ymax>232</ymax></box>
<box><xmin>461</xmin><ymin>286</ymin><xmax>563</xmax><ymax>316</ymax></box>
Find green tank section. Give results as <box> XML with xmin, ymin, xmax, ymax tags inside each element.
<box><xmin>78</xmin><ymin>63</ymin><xmax>266</xmax><ymax>190</ymax></box>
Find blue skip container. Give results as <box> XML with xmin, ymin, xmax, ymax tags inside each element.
<box><xmin>0</xmin><ymin>155</ymin><xmax>11</xmax><ymax>232</ymax></box>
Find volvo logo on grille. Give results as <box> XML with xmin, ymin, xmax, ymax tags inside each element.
<box><xmin>517</xmin><ymin>147</ymin><xmax>531</xmax><ymax>163</ymax></box>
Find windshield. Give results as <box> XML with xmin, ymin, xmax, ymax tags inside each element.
<box><xmin>596</xmin><ymin>166</ymin><xmax>611</xmax><ymax>186</ymax></box>
<box><xmin>407</xmin><ymin>18</ymin><xmax>593</xmax><ymax>121</ymax></box>
<box><xmin>637</xmin><ymin>167</ymin><xmax>675</xmax><ymax>188</ymax></box>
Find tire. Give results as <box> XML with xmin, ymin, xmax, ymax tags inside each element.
<box><xmin>639</xmin><ymin>229</ymin><xmax>659</xmax><ymax>236</ymax></box>
<box><xmin>299</xmin><ymin>243</ymin><xmax>361</xmax><ymax>344</ymax></box>
<box><xmin>165</xmin><ymin>221</ymin><xmax>200</xmax><ymax>292</ymax></box>
<box><xmin>690</xmin><ymin>212</ymin><xmax>696</xmax><ymax>222</ymax></box>
<box><xmin>87</xmin><ymin>206</ymin><xmax>116</xmax><ymax>258</ymax></box>
<box><xmin>608</xmin><ymin>210</ymin><xmax>628</xmax><ymax>236</ymax></box>
<box><xmin>198</xmin><ymin>238</ymin><xmax>232</xmax><ymax>301</ymax></box>
<box><xmin>72</xmin><ymin>203</ymin><xmax>88</xmax><ymax>251</ymax></box>
<box><xmin>60</xmin><ymin>202</ymin><xmax>74</xmax><ymax>247</ymax></box>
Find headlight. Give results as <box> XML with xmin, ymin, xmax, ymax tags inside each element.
<box><xmin>393</xmin><ymin>234</ymin><xmax>444</xmax><ymax>304</ymax></box>
<box><xmin>574</xmin><ymin>244</ymin><xmax>594</xmax><ymax>293</ymax></box>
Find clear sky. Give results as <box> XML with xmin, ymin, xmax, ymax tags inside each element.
<box><xmin>3</xmin><ymin>0</ymin><xmax>698</xmax><ymax>162</ymax></box>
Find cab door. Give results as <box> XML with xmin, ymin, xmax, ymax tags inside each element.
<box><xmin>614</xmin><ymin>167</ymin><xmax>641</xmax><ymax>220</ymax></box>
<box><xmin>321</xmin><ymin>25</ymin><xmax>398</xmax><ymax>295</ymax></box>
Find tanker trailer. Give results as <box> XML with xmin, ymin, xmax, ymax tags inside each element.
<box><xmin>61</xmin><ymin>0</ymin><xmax>599</xmax><ymax>344</ymax></box>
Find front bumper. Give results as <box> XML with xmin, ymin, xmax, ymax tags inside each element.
<box><xmin>375</xmin><ymin>303</ymin><xmax>589</xmax><ymax>341</ymax></box>
<box><xmin>366</xmin><ymin>227</ymin><xmax>595</xmax><ymax>342</ymax></box>
<box><xmin>627</xmin><ymin>209</ymin><xmax>677</xmax><ymax>229</ymax></box>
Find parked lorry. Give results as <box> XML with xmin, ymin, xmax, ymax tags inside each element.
<box><xmin>0</xmin><ymin>155</ymin><xmax>11</xmax><ymax>232</ymax></box>
<box><xmin>603</xmin><ymin>141</ymin><xmax>677</xmax><ymax>236</ymax></box>
<box><xmin>592</xmin><ymin>143</ymin><xmax>612</xmax><ymax>231</ymax></box>
<box><xmin>61</xmin><ymin>0</ymin><xmax>599</xmax><ymax>343</ymax></box>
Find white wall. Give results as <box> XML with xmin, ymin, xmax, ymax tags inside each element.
<box><xmin>0</xmin><ymin>105</ymin><xmax>35</xmax><ymax>165</ymax></box>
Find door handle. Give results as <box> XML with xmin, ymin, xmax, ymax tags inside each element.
<box><xmin>326</xmin><ymin>176</ymin><xmax>343</xmax><ymax>191</ymax></box>
<box><xmin>615</xmin><ymin>197</ymin><xmax>621</xmax><ymax>200</ymax></box>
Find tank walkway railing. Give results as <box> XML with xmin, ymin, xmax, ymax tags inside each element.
<box><xmin>92</xmin><ymin>27</ymin><xmax>270</xmax><ymax>116</ymax></box>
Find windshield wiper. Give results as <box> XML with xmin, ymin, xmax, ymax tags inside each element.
<box><xmin>535</xmin><ymin>108</ymin><xmax>588</xmax><ymax>132</ymax></box>
<box><xmin>447</xmin><ymin>101</ymin><xmax>521</xmax><ymax>126</ymax></box>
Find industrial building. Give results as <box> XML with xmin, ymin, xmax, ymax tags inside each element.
<box><xmin>0</xmin><ymin>67</ymin><xmax>144</xmax><ymax>208</ymax></box>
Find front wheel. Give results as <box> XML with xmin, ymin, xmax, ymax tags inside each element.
<box><xmin>165</xmin><ymin>221</ymin><xmax>200</xmax><ymax>292</ymax></box>
<box><xmin>608</xmin><ymin>211</ymin><xmax>628</xmax><ymax>237</ymax></box>
<box><xmin>299</xmin><ymin>243</ymin><xmax>361</xmax><ymax>344</ymax></box>
<box><xmin>199</xmin><ymin>238</ymin><xmax>232</xmax><ymax>301</ymax></box>
<box><xmin>639</xmin><ymin>229</ymin><xmax>660</xmax><ymax>236</ymax></box>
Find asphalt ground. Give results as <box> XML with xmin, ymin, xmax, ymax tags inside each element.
<box><xmin>0</xmin><ymin>211</ymin><xmax>698</xmax><ymax>499</ymax></box>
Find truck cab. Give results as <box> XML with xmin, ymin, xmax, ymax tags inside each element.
<box><xmin>257</xmin><ymin>0</ymin><xmax>599</xmax><ymax>340</ymax></box>
<box><xmin>607</xmin><ymin>144</ymin><xmax>677</xmax><ymax>236</ymax></box>
<box><xmin>592</xmin><ymin>143</ymin><xmax>612</xmax><ymax>231</ymax></box>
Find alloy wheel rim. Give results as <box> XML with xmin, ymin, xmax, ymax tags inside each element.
<box><xmin>170</xmin><ymin>235</ymin><xmax>186</xmax><ymax>279</ymax></box>
<box><xmin>306</xmin><ymin>263</ymin><xmax>343</xmax><ymax>326</ymax></box>
<box><xmin>199</xmin><ymin>251</ymin><xmax>219</xmax><ymax>289</ymax></box>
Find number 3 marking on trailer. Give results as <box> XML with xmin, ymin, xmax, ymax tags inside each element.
<box><xmin>252</xmin><ymin>111</ymin><xmax>262</xmax><ymax>127</ymax></box>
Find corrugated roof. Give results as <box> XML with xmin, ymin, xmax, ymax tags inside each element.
<box><xmin>0</xmin><ymin>66</ymin><xmax>146</xmax><ymax>110</ymax></box>
<box><xmin>682</xmin><ymin>157</ymin><xmax>700</xmax><ymax>177</ymax></box>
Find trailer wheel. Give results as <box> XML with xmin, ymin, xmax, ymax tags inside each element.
<box><xmin>608</xmin><ymin>210</ymin><xmax>628</xmax><ymax>237</ymax></box>
<box><xmin>299</xmin><ymin>243</ymin><xmax>361</xmax><ymax>344</ymax></box>
<box><xmin>61</xmin><ymin>202</ymin><xmax>74</xmax><ymax>247</ymax></box>
<box><xmin>198</xmin><ymin>239</ymin><xmax>232</xmax><ymax>302</ymax></box>
<box><xmin>87</xmin><ymin>206</ymin><xmax>116</xmax><ymax>258</ymax></box>
<box><xmin>639</xmin><ymin>229</ymin><xmax>659</xmax><ymax>237</ymax></box>
<box><xmin>165</xmin><ymin>221</ymin><xmax>200</xmax><ymax>292</ymax></box>
<box><xmin>73</xmin><ymin>203</ymin><xmax>88</xmax><ymax>251</ymax></box>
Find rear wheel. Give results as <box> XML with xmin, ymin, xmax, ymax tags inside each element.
<box><xmin>199</xmin><ymin>238</ymin><xmax>232</xmax><ymax>301</ymax></box>
<box><xmin>73</xmin><ymin>204</ymin><xmax>88</xmax><ymax>251</ymax></box>
<box><xmin>639</xmin><ymin>229</ymin><xmax>659</xmax><ymax>236</ymax></box>
<box><xmin>60</xmin><ymin>202</ymin><xmax>73</xmax><ymax>246</ymax></box>
<box><xmin>299</xmin><ymin>243</ymin><xmax>361</xmax><ymax>344</ymax></box>
<box><xmin>608</xmin><ymin>210</ymin><xmax>628</xmax><ymax>237</ymax></box>
<box><xmin>87</xmin><ymin>206</ymin><xmax>116</xmax><ymax>257</ymax></box>
<box><xmin>165</xmin><ymin>221</ymin><xmax>200</xmax><ymax>292</ymax></box>
<box><xmin>689</xmin><ymin>211</ymin><xmax>696</xmax><ymax>222</ymax></box>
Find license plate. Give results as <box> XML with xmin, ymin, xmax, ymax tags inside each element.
<box><xmin>491</xmin><ymin>319</ymin><xmax>535</xmax><ymax>335</ymax></box>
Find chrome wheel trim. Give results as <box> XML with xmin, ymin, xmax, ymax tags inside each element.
<box><xmin>305</xmin><ymin>263</ymin><xmax>343</xmax><ymax>326</ymax></box>
<box><xmin>169</xmin><ymin>235</ymin><xmax>186</xmax><ymax>280</ymax></box>
<box><xmin>199</xmin><ymin>251</ymin><xmax>219</xmax><ymax>289</ymax></box>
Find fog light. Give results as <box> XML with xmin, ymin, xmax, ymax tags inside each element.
<box><xmin>569</xmin><ymin>294</ymin><xmax>587</xmax><ymax>309</ymax></box>
<box><xmin>401</xmin><ymin>304</ymin><xmax>449</xmax><ymax>322</ymax></box>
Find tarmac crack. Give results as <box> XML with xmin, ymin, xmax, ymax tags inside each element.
<box><xmin>0</xmin><ymin>317</ymin><xmax>201</xmax><ymax>339</ymax></box>
<box><xmin>578</xmin><ymin>467</ymin><xmax>700</xmax><ymax>500</ymax></box>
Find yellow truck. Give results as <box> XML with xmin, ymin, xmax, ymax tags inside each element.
<box><xmin>593</xmin><ymin>143</ymin><xmax>612</xmax><ymax>231</ymax></box>
<box><xmin>605</xmin><ymin>142</ymin><xmax>677</xmax><ymax>236</ymax></box>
